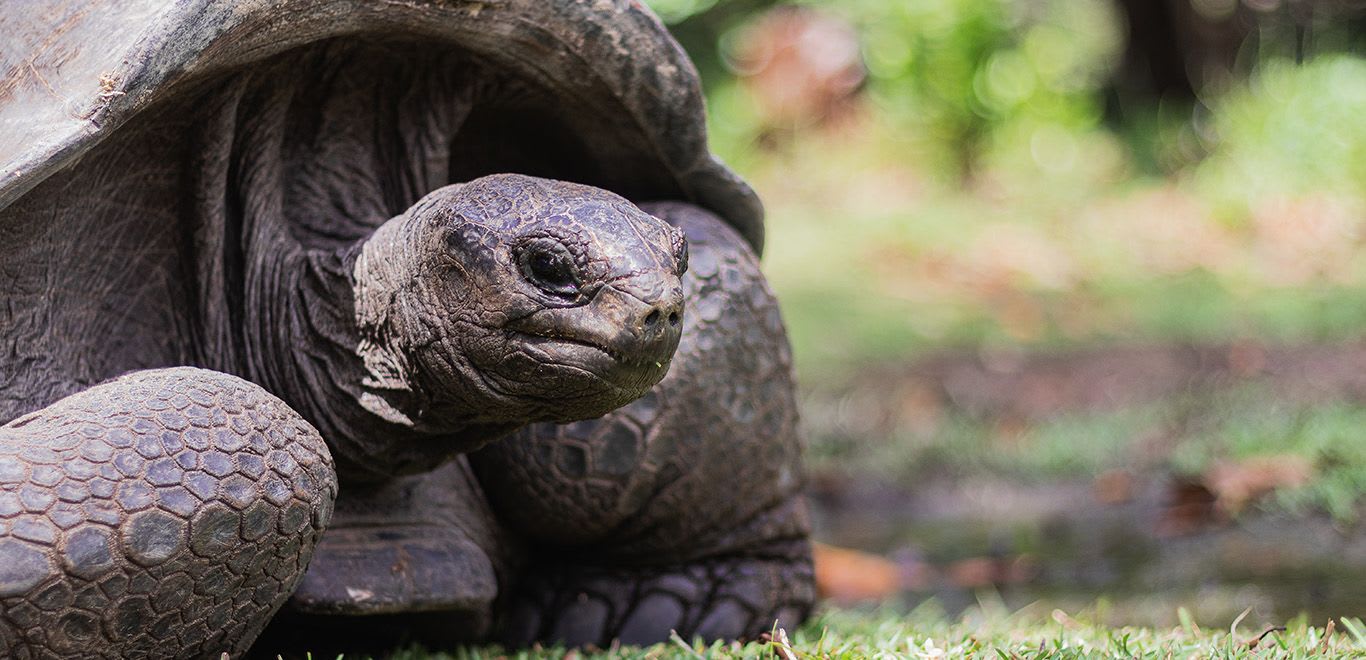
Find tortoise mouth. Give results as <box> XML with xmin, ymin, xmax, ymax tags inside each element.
<box><xmin>509</xmin><ymin>330</ymin><xmax>672</xmax><ymax>390</ymax></box>
<box><xmin>515</xmin><ymin>331</ymin><xmax>624</xmax><ymax>362</ymax></box>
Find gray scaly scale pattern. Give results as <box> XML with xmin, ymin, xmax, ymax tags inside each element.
<box><xmin>0</xmin><ymin>368</ymin><xmax>336</xmax><ymax>659</ymax></box>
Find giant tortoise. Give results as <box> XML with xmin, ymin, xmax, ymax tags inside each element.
<box><xmin>0</xmin><ymin>1</ymin><xmax>813</xmax><ymax>657</ymax></box>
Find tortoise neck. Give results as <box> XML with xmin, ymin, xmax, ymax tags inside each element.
<box><xmin>250</xmin><ymin>239</ymin><xmax>390</xmax><ymax>480</ymax></box>
<box><xmin>251</xmin><ymin>224</ymin><xmax>515</xmax><ymax>483</ymax></box>
<box><xmin>243</xmin><ymin>243</ymin><xmax>370</xmax><ymax>462</ymax></box>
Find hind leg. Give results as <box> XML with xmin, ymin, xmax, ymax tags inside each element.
<box><xmin>471</xmin><ymin>203</ymin><xmax>813</xmax><ymax>646</ymax></box>
<box><xmin>0</xmin><ymin>368</ymin><xmax>336</xmax><ymax>659</ymax></box>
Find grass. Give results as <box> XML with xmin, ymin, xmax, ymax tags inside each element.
<box><xmin>380</xmin><ymin>605</ymin><xmax>1366</xmax><ymax>658</ymax></box>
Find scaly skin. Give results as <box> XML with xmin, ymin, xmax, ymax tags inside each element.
<box><xmin>1</xmin><ymin>23</ymin><xmax>807</xmax><ymax>651</ymax></box>
<box><xmin>253</xmin><ymin>203</ymin><xmax>814</xmax><ymax>654</ymax></box>
<box><xmin>473</xmin><ymin>203</ymin><xmax>814</xmax><ymax>646</ymax></box>
<box><xmin>0</xmin><ymin>175</ymin><xmax>689</xmax><ymax>658</ymax></box>
<box><xmin>267</xmin><ymin>175</ymin><xmax>689</xmax><ymax>480</ymax></box>
<box><xmin>0</xmin><ymin>369</ymin><xmax>336</xmax><ymax>659</ymax></box>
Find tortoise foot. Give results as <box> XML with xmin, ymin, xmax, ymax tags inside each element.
<box><xmin>0</xmin><ymin>368</ymin><xmax>336</xmax><ymax>659</ymax></box>
<box><xmin>502</xmin><ymin>552</ymin><xmax>814</xmax><ymax>647</ymax></box>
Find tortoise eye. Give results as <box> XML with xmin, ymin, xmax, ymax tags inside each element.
<box><xmin>519</xmin><ymin>242</ymin><xmax>579</xmax><ymax>297</ymax></box>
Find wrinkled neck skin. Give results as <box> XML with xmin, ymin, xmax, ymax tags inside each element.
<box><xmin>245</xmin><ymin>213</ymin><xmax>516</xmax><ymax>483</ymax></box>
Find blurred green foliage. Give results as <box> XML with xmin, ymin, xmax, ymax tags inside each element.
<box><xmin>1192</xmin><ymin>55</ymin><xmax>1366</xmax><ymax>218</ymax></box>
<box><xmin>644</xmin><ymin>0</ymin><xmax>1366</xmax><ymax>517</ymax></box>
<box><xmin>836</xmin><ymin>0</ymin><xmax>1122</xmax><ymax>180</ymax></box>
<box><xmin>649</xmin><ymin>0</ymin><xmax>1364</xmax><ymax>191</ymax></box>
<box><xmin>652</xmin><ymin>0</ymin><xmax>1366</xmax><ymax>379</ymax></box>
<box><xmin>672</xmin><ymin>0</ymin><xmax>1126</xmax><ymax>183</ymax></box>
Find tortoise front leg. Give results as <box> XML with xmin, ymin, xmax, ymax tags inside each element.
<box><xmin>0</xmin><ymin>368</ymin><xmax>336</xmax><ymax>659</ymax></box>
<box><xmin>472</xmin><ymin>202</ymin><xmax>814</xmax><ymax>647</ymax></box>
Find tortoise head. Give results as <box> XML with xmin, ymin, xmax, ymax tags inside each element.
<box><xmin>353</xmin><ymin>174</ymin><xmax>688</xmax><ymax>430</ymax></box>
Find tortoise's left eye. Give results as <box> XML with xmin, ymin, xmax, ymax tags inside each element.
<box><xmin>518</xmin><ymin>241</ymin><xmax>580</xmax><ymax>297</ymax></box>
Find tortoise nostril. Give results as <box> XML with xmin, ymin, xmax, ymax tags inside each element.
<box><xmin>668</xmin><ymin>311</ymin><xmax>680</xmax><ymax>327</ymax></box>
<box><xmin>644</xmin><ymin>309</ymin><xmax>662</xmax><ymax>328</ymax></box>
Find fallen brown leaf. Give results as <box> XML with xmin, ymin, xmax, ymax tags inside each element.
<box><xmin>813</xmin><ymin>542</ymin><xmax>903</xmax><ymax>602</ymax></box>
<box><xmin>946</xmin><ymin>557</ymin><xmax>997</xmax><ymax>589</ymax></box>
<box><xmin>1205</xmin><ymin>454</ymin><xmax>1315</xmax><ymax>514</ymax></box>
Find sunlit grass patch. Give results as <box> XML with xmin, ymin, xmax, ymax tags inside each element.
<box><xmin>381</xmin><ymin>604</ymin><xmax>1366</xmax><ymax>658</ymax></box>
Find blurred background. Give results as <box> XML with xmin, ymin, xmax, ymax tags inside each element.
<box><xmin>645</xmin><ymin>0</ymin><xmax>1366</xmax><ymax>628</ymax></box>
